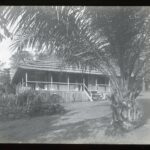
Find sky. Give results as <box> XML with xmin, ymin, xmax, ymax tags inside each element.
<box><xmin>0</xmin><ymin>38</ymin><xmax>12</xmax><ymax>68</ymax></box>
<box><xmin>0</xmin><ymin>9</ymin><xmax>21</xmax><ymax>69</ymax></box>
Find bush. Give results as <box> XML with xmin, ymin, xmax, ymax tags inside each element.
<box><xmin>28</xmin><ymin>92</ymin><xmax>43</xmax><ymax>116</ymax></box>
<box><xmin>0</xmin><ymin>93</ymin><xmax>17</xmax><ymax>107</ymax></box>
<box><xmin>17</xmin><ymin>89</ymin><xmax>35</xmax><ymax>106</ymax></box>
<box><xmin>28</xmin><ymin>91</ymin><xmax>65</xmax><ymax>117</ymax></box>
<box><xmin>0</xmin><ymin>89</ymin><xmax>65</xmax><ymax>120</ymax></box>
<box><xmin>0</xmin><ymin>93</ymin><xmax>18</xmax><ymax>120</ymax></box>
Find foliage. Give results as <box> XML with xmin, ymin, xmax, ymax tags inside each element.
<box><xmin>17</xmin><ymin>89</ymin><xmax>65</xmax><ymax>116</ymax></box>
<box><xmin>0</xmin><ymin>93</ymin><xmax>16</xmax><ymax>106</ymax></box>
<box><xmin>0</xmin><ymin>68</ymin><xmax>15</xmax><ymax>94</ymax></box>
<box><xmin>5</xmin><ymin>6</ymin><xmax>150</xmax><ymax>134</ymax></box>
<box><xmin>0</xmin><ymin>93</ymin><xmax>18</xmax><ymax>120</ymax></box>
<box><xmin>0</xmin><ymin>6</ymin><xmax>11</xmax><ymax>41</ymax></box>
<box><xmin>0</xmin><ymin>89</ymin><xmax>65</xmax><ymax>120</ymax></box>
<box><xmin>10</xmin><ymin>50</ymin><xmax>33</xmax><ymax>70</ymax></box>
<box><xmin>6</xmin><ymin>7</ymin><xmax>150</xmax><ymax>83</ymax></box>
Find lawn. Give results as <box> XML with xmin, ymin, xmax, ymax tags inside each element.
<box><xmin>0</xmin><ymin>92</ymin><xmax>150</xmax><ymax>144</ymax></box>
<box><xmin>0</xmin><ymin>101</ymin><xmax>111</xmax><ymax>143</ymax></box>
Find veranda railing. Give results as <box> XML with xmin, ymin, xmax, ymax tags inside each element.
<box><xmin>20</xmin><ymin>80</ymin><xmax>110</xmax><ymax>92</ymax></box>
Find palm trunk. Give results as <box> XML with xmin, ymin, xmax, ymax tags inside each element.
<box><xmin>105</xmin><ymin>77</ymin><xmax>143</xmax><ymax>136</ymax></box>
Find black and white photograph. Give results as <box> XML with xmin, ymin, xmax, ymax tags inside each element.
<box><xmin>0</xmin><ymin>6</ymin><xmax>150</xmax><ymax>144</ymax></box>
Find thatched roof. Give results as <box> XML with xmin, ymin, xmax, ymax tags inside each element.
<box><xmin>12</xmin><ymin>55</ymin><xmax>109</xmax><ymax>84</ymax></box>
<box><xmin>17</xmin><ymin>57</ymin><xmax>105</xmax><ymax>75</ymax></box>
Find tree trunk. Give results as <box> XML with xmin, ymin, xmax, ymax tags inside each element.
<box><xmin>105</xmin><ymin>78</ymin><xmax>143</xmax><ymax>136</ymax></box>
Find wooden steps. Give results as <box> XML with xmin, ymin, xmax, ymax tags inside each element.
<box><xmin>91</xmin><ymin>91</ymin><xmax>108</xmax><ymax>101</ymax></box>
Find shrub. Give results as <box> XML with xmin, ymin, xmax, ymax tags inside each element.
<box><xmin>0</xmin><ymin>89</ymin><xmax>65</xmax><ymax>120</ymax></box>
<box><xmin>47</xmin><ymin>94</ymin><xmax>64</xmax><ymax>113</ymax></box>
<box><xmin>28</xmin><ymin>91</ymin><xmax>65</xmax><ymax>117</ymax></box>
<box><xmin>17</xmin><ymin>89</ymin><xmax>35</xmax><ymax>106</ymax></box>
<box><xmin>0</xmin><ymin>93</ymin><xmax>17</xmax><ymax>120</ymax></box>
<box><xmin>0</xmin><ymin>93</ymin><xmax>17</xmax><ymax>107</ymax></box>
<box><xmin>28</xmin><ymin>92</ymin><xmax>43</xmax><ymax>116</ymax></box>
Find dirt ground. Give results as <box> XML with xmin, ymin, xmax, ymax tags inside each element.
<box><xmin>0</xmin><ymin>101</ymin><xmax>111</xmax><ymax>143</ymax></box>
<box><xmin>0</xmin><ymin>92</ymin><xmax>150</xmax><ymax>144</ymax></box>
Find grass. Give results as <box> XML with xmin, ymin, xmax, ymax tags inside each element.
<box><xmin>0</xmin><ymin>92</ymin><xmax>149</xmax><ymax>144</ymax></box>
<box><xmin>0</xmin><ymin>101</ymin><xmax>111</xmax><ymax>143</ymax></box>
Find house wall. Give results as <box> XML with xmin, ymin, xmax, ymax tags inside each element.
<box><xmin>47</xmin><ymin>90</ymin><xmax>89</xmax><ymax>102</ymax></box>
<box><xmin>15</xmin><ymin>84</ymin><xmax>89</xmax><ymax>102</ymax></box>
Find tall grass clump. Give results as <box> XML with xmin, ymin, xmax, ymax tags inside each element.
<box><xmin>0</xmin><ymin>89</ymin><xmax>65</xmax><ymax>120</ymax></box>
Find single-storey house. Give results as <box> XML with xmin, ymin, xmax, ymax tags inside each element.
<box><xmin>11</xmin><ymin>55</ymin><xmax>112</xmax><ymax>102</ymax></box>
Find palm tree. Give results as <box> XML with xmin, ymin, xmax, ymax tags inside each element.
<box><xmin>10</xmin><ymin>50</ymin><xmax>33</xmax><ymax>69</ymax></box>
<box><xmin>5</xmin><ymin>6</ymin><xmax>150</xmax><ymax>135</ymax></box>
<box><xmin>0</xmin><ymin>6</ymin><xmax>11</xmax><ymax>41</ymax></box>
